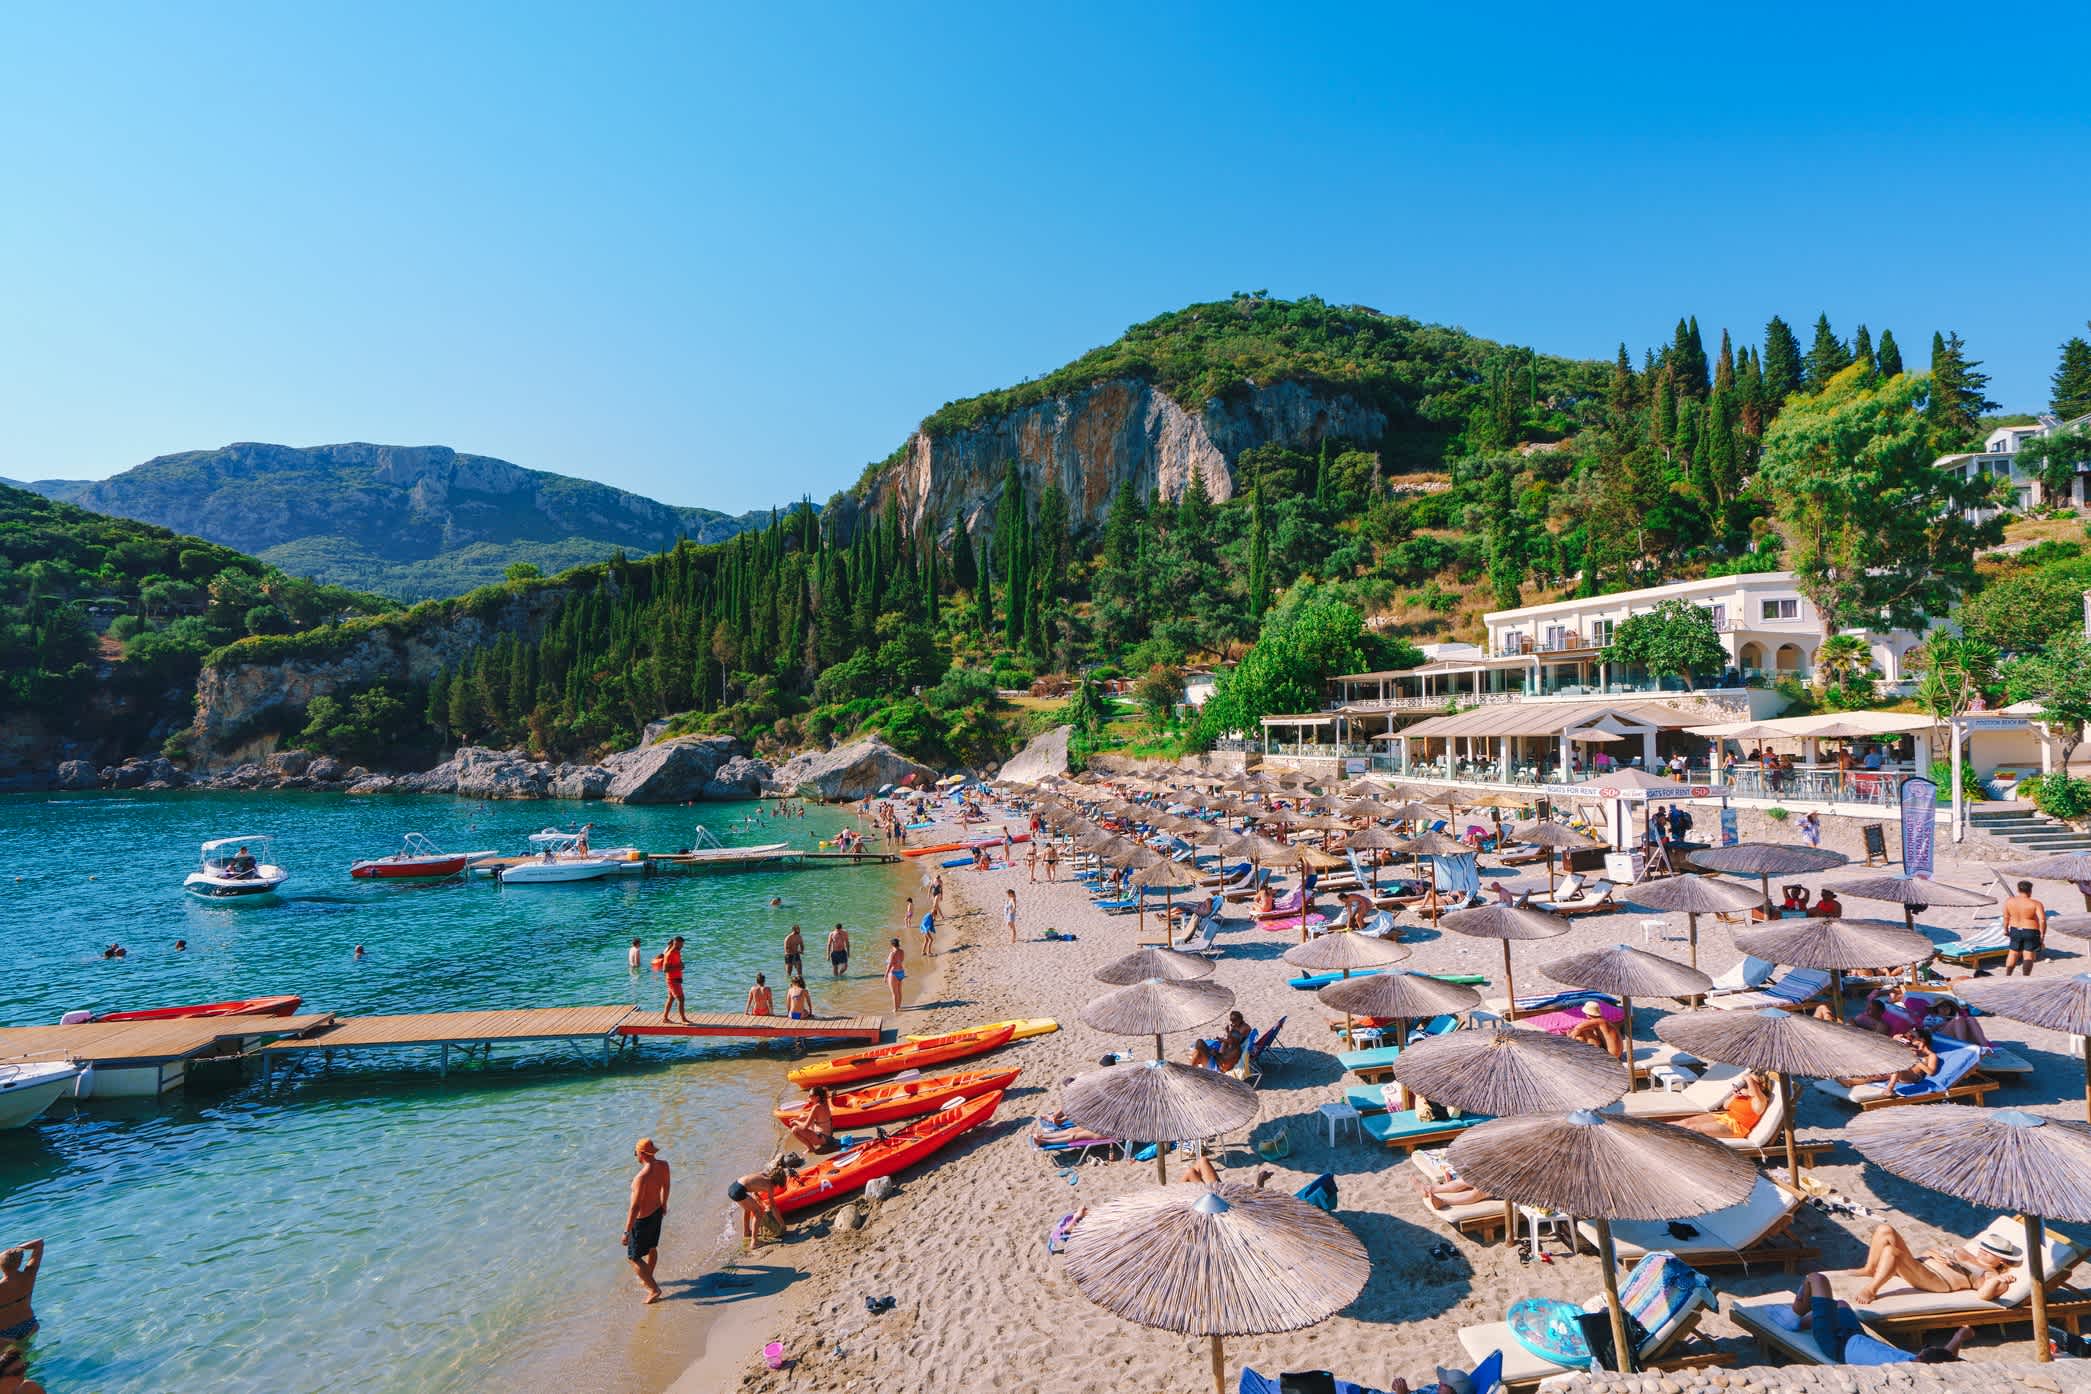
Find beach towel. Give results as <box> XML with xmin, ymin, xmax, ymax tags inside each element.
<box><xmin>1296</xmin><ymin>1172</ymin><xmax>1338</xmax><ymax>1212</ymax></box>
<box><xmin>1619</xmin><ymin>1250</ymin><xmax>1708</xmax><ymax>1337</ymax></box>
<box><xmin>1524</xmin><ymin>1002</ymin><xmax>1624</xmax><ymax>1036</ymax></box>
<box><xmin>1896</xmin><ymin>1040</ymin><xmax>1982</xmax><ymax>1097</ymax></box>
<box><xmin>1510</xmin><ymin>988</ymin><xmax>1616</xmax><ymax>1014</ymax></box>
<box><xmin>1433</xmin><ymin>852</ymin><xmax>1481</xmax><ymax>905</ymax></box>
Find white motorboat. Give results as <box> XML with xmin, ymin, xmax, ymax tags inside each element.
<box><xmin>496</xmin><ymin>829</ymin><xmax>644</xmax><ymax>884</ymax></box>
<box><xmin>0</xmin><ymin>1060</ymin><xmax>85</xmax><ymax>1129</ymax></box>
<box><xmin>183</xmin><ymin>835</ymin><xmax>290</xmax><ymax>899</ymax></box>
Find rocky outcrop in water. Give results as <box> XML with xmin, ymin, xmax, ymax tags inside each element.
<box><xmin>768</xmin><ymin>737</ymin><xmax>939</xmax><ymax>801</ymax></box>
<box><xmin>704</xmin><ymin>754</ymin><xmax>774</xmax><ymax>800</ymax></box>
<box><xmin>850</xmin><ymin>377</ymin><xmax>1386</xmax><ymax>536</ymax></box>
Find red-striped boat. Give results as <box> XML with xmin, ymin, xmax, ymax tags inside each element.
<box><xmin>94</xmin><ymin>995</ymin><xmax>303</xmax><ymax>1023</ymax></box>
<box><xmin>349</xmin><ymin>833</ymin><xmax>495</xmax><ymax>880</ymax></box>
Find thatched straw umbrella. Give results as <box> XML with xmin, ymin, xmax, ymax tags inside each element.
<box><xmin>1381</xmin><ymin>800</ymin><xmax>1439</xmax><ymax>825</ymax></box>
<box><xmin>1131</xmin><ymin>856</ymin><xmax>1202</xmax><ymax>941</ymax></box>
<box><xmin>1096</xmin><ymin>946</ymin><xmax>1216</xmax><ymax>987</ymax></box>
<box><xmin>1390</xmin><ymin>1025</ymin><xmax>1624</xmax><ymax>1118</ymax></box>
<box><xmin>1958</xmin><ymin>973</ymin><xmax>2091</xmax><ymax>1122</ymax></box>
<box><xmin>1689</xmin><ymin>842</ymin><xmax>1850</xmax><ymax>913</ymax></box>
<box><xmin>2009</xmin><ymin>850</ymin><xmax>2091</xmax><ymax>886</ymax></box>
<box><xmin>1440</xmin><ymin>903</ymin><xmax>1570</xmax><ymax>1010</ymax></box>
<box><xmin>1344</xmin><ymin>777</ymin><xmax>1399</xmax><ymax>797</ymax></box>
<box><xmin>1505</xmin><ymin>820</ymin><xmax>1608</xmax><ymax>895</ymax></box>
<box><xmin>1081</xmin><ymin>976</ymin><xmax>1235</xmax><ymax>1061</ymax></box>
<box><xmin>1339</xmin><ymin>823</ymin><xmax>1407</xmax><ymax>889</ymax></box>
<box><xmin>1391</xmin><ymin>829</ymin><xmax>1474</xmax><ymax>927</ymax></box>
<box><xmin>1826</xmin><ymin>874</ymin><xmax>1995</xmax><ymax>932</ymax></box>
<box><xmin>1848</xmin><ymin>1106</ymin><xmax>2091</xmax><ymax>1361</ymax></box>
<box><xmin>1625</xmin><ymin>874</ymin><xmax>1764</xmax><ymax>974</ymax></box>
<box><xmin>1655</xmin><ymin>1006</ymin><xmax>1912</xmax><ymax>1183</ymax></box>
<box><xmin>1318</xmin><ymin>970</ymin><xmax>1480</xmax><ymax>1049</ymax></box>
<box><xmin>1063</xmin><ymin>1182</ymin><xmax>1369</xmax><ymax>1394</ymax></box>
<box><xmin>1448</xmin><ymin>1110</ymin><xmax>1756</xmax><ymax>1370</ymax></box>
<box><xmin>1281</xmin><ymin>930</ymin><xmax>1409</xmax><ymax>978</ymax></box>
<box><xmin>1063</xmin><ymin>1058</ymin><xmax>1258</xmax><ymax>1185</ymax></box>
<box><xmin>1731</xmin><ymin>917</ymin><xmax>1936</xmax><ymax>1022</ymax></box>
<box><xmin>1540</xmin><ymin>944</ymin><xmax>1713</xmax><ymax>1093</ymax></box>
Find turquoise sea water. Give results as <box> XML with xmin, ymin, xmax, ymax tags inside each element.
<box><xmin>0</xmin><ymin>792</ymin><xmax>910</xmax><ymax>1394</ymax></box>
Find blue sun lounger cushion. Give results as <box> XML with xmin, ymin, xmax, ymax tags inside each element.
<box><xmin>1336</xmin><ymin>1044</ymin><xmax>1404</xmax><ymax>1074</ymax></box>
<box><xmin>1238</xmin><ymin>1372</ymin><xmax>1384</xmax><ymax>1394</ymax></box>
<box><xmin>1361</xmin><ymin>1109</ymin><xmax>1487</xmax><ymax>1145</ymax></box>
<box><xmin>1296</xmin><ymin>1172</ymin><xmax>1338</xmax><ymax>1212</ymax></box>
<box><xmin>1896</xmin><ymin>1040</ymin><xmax>1983</xmax><ymax>1097</ymax></box>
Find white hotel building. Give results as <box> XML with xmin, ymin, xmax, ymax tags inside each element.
<box><xmin>1934</xmin><ymin>413</ymin><xmax>2091</xmax><ymax>518</ymax></box>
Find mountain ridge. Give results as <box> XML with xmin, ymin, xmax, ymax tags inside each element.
<box><xmin>19</xmin><ymin>441</ymin><xmax>785</xmax><ymax>599</ymax></box>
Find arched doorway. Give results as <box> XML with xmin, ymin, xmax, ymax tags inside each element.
<box><xmin>1774</xmin><ymin>643</ymin><xmax>1805</xmax><ymax>675</ymax></box>
<box><xmin>1738</xmin><ymin>642</ymin><xmax>1764</xmax><ymax>674</ymax></box>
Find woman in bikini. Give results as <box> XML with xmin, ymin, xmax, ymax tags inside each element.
<box><xmin>786</xmin><ymin>1085</ymin><xmax>837</xmax><ymax>1153</ymax></box>
<box><xmin>1217</xmin><ymin>1012</ymin><xmax>1253</xmax><ymax>1072</ymax></box>
<box><xmin>1839</xmin><ymin>1028</ymin><xmax>1940</xmax><ymax>1090</ymax></box>
<box><xmin>1926</xmin><ymin>999</ymin><xmax>1994</xmax><ymax>1049</ymax></box>
<box><xmin>784</xmin><ymin>976</ymin><xmax>813</xmax><ymax>1020</ymax></box>
<box><xmin>1565</xmin><ymin>1001</ymin><xmax>1624</xmax><ymax>1059</ymax></box>
<box><xmin>1675</xmin><ymin>1072</ymin><xmax>1772</xmax><ymax>1137</ymax></box>
<box><xmin>884</xmin><ymin>938</ymin><xmax>906</xmax><ymax>1012</ymax></box>
<box><xmin>1848</xmin><ymin>1222</ymin><xmax>2018</xmax><ymax>1303</ymax></box>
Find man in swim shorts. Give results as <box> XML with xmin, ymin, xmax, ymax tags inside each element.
<box><xmin>783</xmin><ymin>924</ymin><xmax>804</xmax><ymax>980</ymax></box>
<box><xmin>2003</xmin><ymin>880</ymin><xmax>2046</xmax><ymax>977</ymax></box>
<box><xmin>622</xmin><ymin>1139</ymin><xmax>670</xmax><ymax>1304</ymax></box>
<box><xmin>826</xmin><ymin>922</ymin><xmax>850</xmax><ymax>977</ymax></box>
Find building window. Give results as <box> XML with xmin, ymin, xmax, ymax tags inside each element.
<box><xmin>1593</xmin><ymin>619</ymin><xmax>1614</xmax><ymax>645</ymax></box>
<box><xmin>1709</xmin><ymin>603</ymin><xmax>1726</xmax><ymax>629</ymax></box>
<box><xmin>1760</xmin><ymin>598</ymin><xmax>1799</xmax><ymax>621</ymax></box>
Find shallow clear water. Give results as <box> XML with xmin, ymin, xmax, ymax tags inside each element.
<box><xmin>0</xmin><ymin>792</ymin><xmax>908</xmax><ymax>1394</ymax></box>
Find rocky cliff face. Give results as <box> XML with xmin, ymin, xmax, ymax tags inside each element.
<box><xmin>187</xmin><ymin>585</ymin><xmax>574</xmax><ymax>767</ymax></box>
<box><xmin>854</xmin><ymin>378</ymin><xmax>1386</xmax><ymax>534</ymax></box>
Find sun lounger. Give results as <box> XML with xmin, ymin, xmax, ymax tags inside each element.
<box><xmin>1362</xmin><ymin>1107</ymin><xmax>1486</xmax><ymax>1152</ymax></box>
<box><xmin>1704</xmin><ymin>955</ymin><xmax>1776</xmax><ymax>994</ymax></box>
<box><xmin>1535</xmin><ymin>878</ymin><xmax>1617</xmax><ymax>916</ymax></box>
<box><xmin>1029</xmin><ymin>1118</ymin><xmax>1121</xmax><ymax>1163</ymax></box>
<box><xmin>1973</xmin><ymin>1044</ymin><xmax>2033</xmax><ymax>1077</ymax></box>
<box><xmin>1579</xmin><ymin>1176</ymin><xmax>1817</xmax><ymax>1273</ymax></box>
<box><xmin>1727</xmin><ymin>1291</ymin><xmax>1909</xmax><ymax>1365</ymax></box>
<box><xmin>1812</xmin><ymin>1039</ymin><xmax>1999</xmax><ymax>1109</ymax></box>
<box><xmin>1497</xmin><ymin>842</ymin><xmax>1549</xmax><ymax>866</ymax></box>
<box><xmin>1480</xmin><ymin>988</ymin><xmax>1617</xmax><ymax>1019</ymax></box>
<box><xmin>1707</xmin><ymin>967</ymin><xmax>1832</xmax><ymax>1013</ymax></box>
<box><xmin>1456</xmin><ymin>1252</ymin><xmax>1726</xmax><ymax>1389</ymax></box>
<box><xmin>1420</xmin><ymin>1190</ymin><xmax>1516</xmax><ymax>1240</ymax></box>
<box><xmin>1820</xmin><ymin>1215</ymin><xmax>2091</xmax><ymax>1344</ymax></box>
<box><xmin>1338</xmin><ymin>1044</ymin><xmax>1405</xmax><ymax>1082</ymax></box>
<box><xmin>1238</xmin><ymin>1017</ymin><xmax>1285</xmax><ymax>1085</ymax></box>
<box><xmin>1240</xmin><ymin>1352</ymin><xmax>1503</xmax><ymax>1394</ymax></box>
<box><xmin>1220</xmin><ymin>867</ymin><xmax>1273</xmax><ymax>903</ymax></box>
<box><xmin>1936</xmin><ymin>918</ymin><xmax>2011</xmax><ymax>969</ymax></box>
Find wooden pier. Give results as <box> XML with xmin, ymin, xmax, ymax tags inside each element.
<box><xmin>253</xmin><ymin>1005</ymin><xmax>884</xmax><ymax>1076</ymax></box>
<box><xmin>0</xmin><ymin>1015</ymin><xmax>337</xmax><ymax>1096</ymax></box>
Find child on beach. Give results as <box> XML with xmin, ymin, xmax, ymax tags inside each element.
<box><xmin>919</xmin><ymin>907</ymin><xmax>936</xmax><ymax>956</ymax></box>
<box><xmin>727</xmin><ymin>1167</ymin><xmax>788</xmax><ymax>1252</ymax></box>
<box><xmin>1004</xmin><ymin>888</ymin><xmax>1019</xmax><ymax>943</ymax></box>
<box><xmin>660</xmin><ymin>936</ymin><xmax>690</xmax><ymax>1024</ymax></box>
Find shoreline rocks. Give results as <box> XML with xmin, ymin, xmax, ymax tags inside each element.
<box><xmin>767</xmin><ymin>736</ymin><xmax>938</xmax><ymax>801</ymax></box>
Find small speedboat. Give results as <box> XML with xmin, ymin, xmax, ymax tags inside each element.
<box><xmin>496</xmin><ymin>829</ymin><xmax>644</xmax><ymax>885</ymax></box>
<box><xmin>0</xmin><ymin>1060</ymin><xmax>85</xmax><ymax>1129</ymax></box>
<box><xmin>350</xmin><ymin>832</ymin><xmax>497</xmax><ymax>880</ymax></box>
<box><xmin>183</xmin><ymin>835</ymin><xmax>289</xmax><ymax>899</ymax></box>
<box><xmin>90</xmin><ymin>995</ymin><xmax>304</xmax><ymax>1023</ymax></box>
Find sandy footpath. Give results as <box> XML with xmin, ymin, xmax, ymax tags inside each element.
<box><xmin>673</xmin><ymin>813</ymin><xmax>2088</xmax><ymax>1394</ymax></box>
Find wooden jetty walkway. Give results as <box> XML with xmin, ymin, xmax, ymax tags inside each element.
<box><xmin>0</xmin><ymin>1015</ymin><xmax>337</xmax><ymax>1096</ymax></box>
<box><xmin>3</xmin><ymin>1008</ymin><xmax>883</xmax><ymax>1090</ymax></box>
<box><xmin>254</xmin><ymin>1006</ymin><xmax>884</xmax><ymax>1076</ymax></box>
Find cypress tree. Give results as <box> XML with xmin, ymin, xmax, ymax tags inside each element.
<box><xmin>1927</xmin><ymin>330</ymin><xmax>1998</xmax><ymax>452</ymax></box>
<box><xmin>1606</xmin><ymin>344</ymin><xmax>1637</xmax><ymax>430</ymax></box>
<box><xmin>1852</xmin><ymin>324</ymin><xmax>1875</xmax><ymax>377</ymax></box>
<box><xmin>1714</xmin><ymin>329</ymin><xmax>1735</xmax><ymax>393</ymax></box>
<box><xmin>1877</xmin><ymin>329</ymin><xmax>1905</xmax><ymax>379</ymax></box>
<box><xmin>1762</xmin><ymin>317</ymin><xmax>1803</xmax><ymax>403</ymax></box>
<box><xmin>1672</xmin><ymin>316</ymin><xmax>1709</xmax><ymax>397</ymax></box>
<box><xmin>2051</xmin><ymin>328</ymin><xmax>2091</xmax><ymax>419</ymax></box>
<box><xmin>1803</xmin><ymin>314</ymin><xmax>1852</xmax><ymax>390</ymax></box>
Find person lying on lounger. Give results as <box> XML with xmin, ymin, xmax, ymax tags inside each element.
<box><xmin>1031</xmin><ymin>1112</ymin><xmax>1114</xmax><ymax>1146</ymax></box>
<box><xmin>1410</xmin><ymin>1174</ymin><xmax>1493</xmax><ymax>1207</ymax></box>
<box><xmin>1924</xmin><ymin>999</ymin><xmax>1993</xmax><ymax>1049</ymax></box>
<box><xmin>1674</xmin><ymin>1071</ymin><xmax>1770</xmax><ymax>1138</ymax></box>
<box><xmin>1847</xmin><ymin>1222</ymin><xmax>2019</xmax><ymax>1304</ymax></box>
<box><xmin>1565</xmin><ymin>1001</ymin><xmax>1623</xmax><ymax>1058</ymax></box>
<box><xmin>1774</xmin><ymin>1272</ymin><xmax>1972</xmax><ymax>1363</ymax></box>
<box><xmin>1181</xmin><ymin>1154</ymin><xmax>1221</xmax><ymax>1186</ymax></box>
<box><xmin>1836</xmin><ymin>1028</ymin><xmax>1939</xmax><ymax>1090</ymax></box>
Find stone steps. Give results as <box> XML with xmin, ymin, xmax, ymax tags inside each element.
<box><xmin>1968</xmin><ymin>807</ymin><xmax>2091</xmax><ymax>853</ymax></box>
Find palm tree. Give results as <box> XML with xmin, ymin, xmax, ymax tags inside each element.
<box><xmin>1814</xmin><ymin>634</ymin><xmax>1876</xmax><ymax>693</ymax></box>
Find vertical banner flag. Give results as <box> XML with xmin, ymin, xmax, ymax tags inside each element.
<box><xmin>1900</xmin><ymin>776</ymin><xmax>1937</xmax><ymax>876</ymax></box>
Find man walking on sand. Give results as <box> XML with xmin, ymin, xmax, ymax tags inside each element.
<box><xmin>622</xmin><ymin>1138</ymin><xmax>670</xmax><ymax>1304</ymax></box>
<box><xmin>2003</xmin><ymin>880</ymin><xmax>2047</xmax><ymax>977</ymax></box>
<box><xmin>1005</xmin><ymin>887</ymin><xmax>1019</xmax><ymax>943</ymax></box>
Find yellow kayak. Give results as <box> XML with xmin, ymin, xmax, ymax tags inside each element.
<box><xmin>907</xmin><ymin>1017</ymin><xmax>1057</xmax><ymax>1044</ymax></box>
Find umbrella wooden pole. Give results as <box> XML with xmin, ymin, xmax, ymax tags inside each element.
<box><xmin>1686</xmin><ymin>912</ymin><xmax>1700</xmax><ymax>974</ymax></box>
<box><xmin>1595</xmin><ymin>1218</ymin><xmax>1634</xmax><ymax>1372</ymax></box>
<box><xmin>1210</xmin><ymin>1334</ymin><xmax>1226</xmax><ymax>1394</ymax></box>
<box><xmin>1829</xmin><ymin>968</ymin><xmax>1845</xmax><ymax>1023</ymax></box>
<box><xmin>1547</xmin><ymin>849</ymin><xmax>1557</xmax><ymax>896</ymax></box>
<box><xmin>2028</xmin><ymin>1214</ymin><xmax>2051</xmax><ymax>1362</ymax></box>
<box><xmin>1622</xmin><ymin>994</ymin><xmax>1637</xmax><ymax>1094</ymax></box>
<box><xmin>1501</xmin><ymin>942</ymin><xmax>1516</xmax><ymax>1017</ymax></box>
<box><xmin>2082</xmin><ymin>1037</ymin><xmax>2090</xmax><ymax>1125</ymax></box>
<box><xmin>1779</xmin><ymin>1071</ymin><xmax>1800</xmax><ymax>1187</ymax></box>
<box><xmin>1154</xmin><ymin>1033</ymin><xmax>1165</xmax><ymax>1062</ymax></box>
<box><xmin>1156</xmin><ymin>1146</ymin><xmax>1168</xmax><ymax>1187</ymax></box>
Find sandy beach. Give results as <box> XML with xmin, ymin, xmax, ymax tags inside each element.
<box><xmin>670</xmin><ymin>805</ymin><xmax>2090</xmax><ymax>1394</ymax></box>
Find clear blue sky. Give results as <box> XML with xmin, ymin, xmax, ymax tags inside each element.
<box><xmin>3</xmin><ymin>4</ymin><xmax>2087</xmax><ymax>511</ymax></box>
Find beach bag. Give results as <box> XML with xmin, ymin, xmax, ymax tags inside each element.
<box><xmin>1277</xmin><ymin>1374</ymin><xmax>1337</xmax><ymax>1394</ymax></box>
<box><xmin>1295</xmin><ymin>1173</ymin><xmax>1337</xmax><ymax>1212</ymax></box>
<box><xmin>1575</xmin><ymin>1309</ymin><xmax>1649</xmax><ymax>1372</ymax></box>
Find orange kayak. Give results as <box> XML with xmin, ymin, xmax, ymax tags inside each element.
<box><xmin>776</xmin><ymin>1067</ymin><xmax>1020</xmax><ymax>1130</ymax></box>
<box><xmin>786</xmin><ymin>1023</ymin><xmax>1015</xmax><ymax>1090</ymax></box>
<box><xmin>773</xmin><ymin>1090</ymin><xmax>1003</xmax><ymax>1214</ymax></box>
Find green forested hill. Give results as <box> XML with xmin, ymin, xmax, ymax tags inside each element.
<box><xmin>22</xmin><ymin>441</ymin><xmax>779</xmax><ymax>599</ymax></box>
<box><xmin>0</xmin><ymin>481</ymin><xmax>387</xmax><ymax>762</ymax></box>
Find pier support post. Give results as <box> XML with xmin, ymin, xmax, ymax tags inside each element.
<box><xmin>440</xmin><ymin>1043</ymin><xmax>449</xmax><ymax>1079</ymax></box>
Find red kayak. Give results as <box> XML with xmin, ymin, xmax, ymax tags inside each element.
<box><xmin>775</xmin><ymin>1067</ymin><xmax>1020</xmax><ymax>1130</ymax></box>
<box><xmin>772</xmin><ymin>1090</ymin><xmax>1002</xmax><ymax>1214</ymax></box>
<box><xmin>95</xmin><ymin>995</ymin><xmax>304</xmax><ymax>1023</ymax></box>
